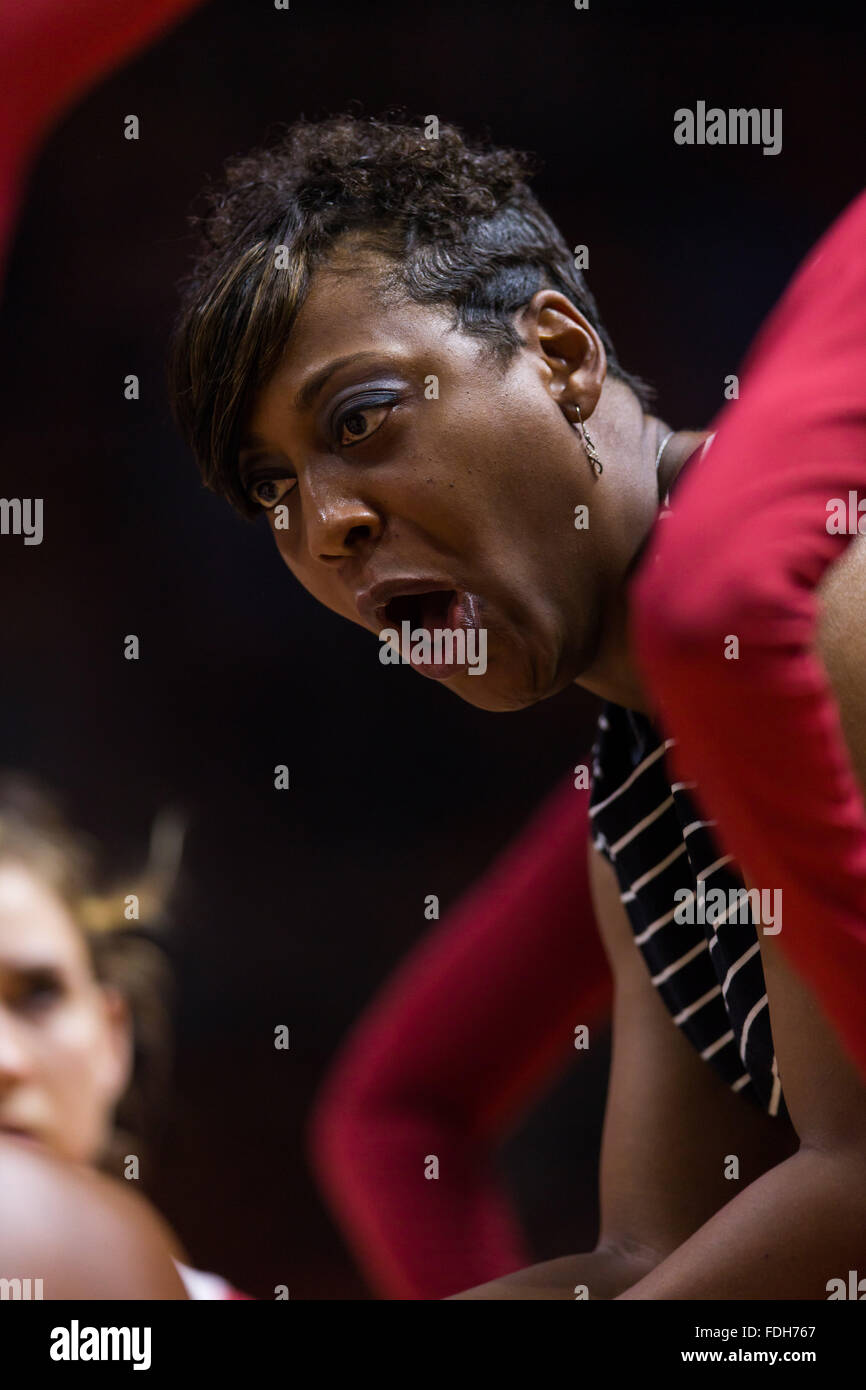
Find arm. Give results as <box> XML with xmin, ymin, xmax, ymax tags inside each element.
<box><xmin>618</xmin><ymin>869</ymin><xmax>866</xmax><ymax>1299</ymax></box>
<box><xmin>631</xmin><ymin>190</ymin><xmax>866</xmax><ymax>1083</ymax></box>
<box><xmin>619</xmin><ymin>537</ymin><xmax>866</xmax><ymax>1298</ymax></box>
<box><xmin>450</xmin><ymin>842</ymin><xmax>798</xmax><ymax>1298</ymax></box>
<box><xmin>307</xmin><ymin>776</ymin><xmax>613</xmax><ymax>1300</ymax></box>
<box><xmin>460</xmin><ymin>526</ymin><xmax>866</xmax><ymax>1302</ymax></box>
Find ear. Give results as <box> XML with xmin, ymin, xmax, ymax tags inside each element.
<box><xmin>517</xmin><ymin>289</ymin><xmax>607</xmax><ymax>422</ymax></box>
<box><xmin>96</xmin><ymin>984</ymin><xmax>134</xmax><ymax>1105</ymax></box>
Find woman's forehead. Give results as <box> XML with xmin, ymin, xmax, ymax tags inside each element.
<box><xmin>0</xmin><ymin>862</ymin><xmax>85</xmax><ymax>968</ymax></box>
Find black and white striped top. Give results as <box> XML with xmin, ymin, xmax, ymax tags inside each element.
<box><xmin>589</xmin><ymin>702</ymin><xmax>786</xmax><ymax>1119</ymax></box>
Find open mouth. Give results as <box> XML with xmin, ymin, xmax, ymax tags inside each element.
<box><xmin>379</xmin><ymin>588</ymin><xmax>483</xmax><ymax>679</ymax></box>
<box><xmin>382</xmin><ymin>588</ymin><xmax>456</xmax><ymax>632</ymax></box>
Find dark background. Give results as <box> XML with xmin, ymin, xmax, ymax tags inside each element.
<box><xmin>0</xmin><ymin>0</ymin><xmax>862</xmax><ymax>1297</ymax></box>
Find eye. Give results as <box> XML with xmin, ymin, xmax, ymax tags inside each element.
<box><xmin>336</xmin><ymin>402</ymin><xmax>391</xmax><ymax>448</ymax></box>
<box><xmin>248</xmin><ymin>476</ymin><xmax>297</xmax><ymax>510</ymax></box>
<box><xmin>11</xmin><ymin>971</ymin><xmax>64</xmax><ymax>1015</ymax></box>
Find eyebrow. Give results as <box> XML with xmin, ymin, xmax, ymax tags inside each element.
<box><xmin>239</xmin><ymin>351</ymin><xmax>386</xmax><ymax>457</ymax></box>
<box><xmin>0</xmin><ymin>961</ymin><xmax>65</xmax><ymax>979</ymax></box>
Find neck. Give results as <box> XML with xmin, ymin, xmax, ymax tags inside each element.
<box><xmin>657</xmin><ymin>428</ymin><xmax>711</xmax><ymax>506</ymax></box>
<box><xmin>576</xmin><ymin>424</ymin><xmax>711</xmax><ymax>715</ymax></box>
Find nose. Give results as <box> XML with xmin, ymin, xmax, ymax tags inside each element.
<box><xmin>299</xmin><ymin>467</ymin><xmax>383</xmax><ymax>563</ymax></box>
<box><xmin>0</xmin><ymin>1006</ymin><xmax>32</xmax><ymax>1090</ymax></box>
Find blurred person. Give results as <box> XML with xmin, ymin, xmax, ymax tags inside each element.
<box><xmin>0</xmin><ymin>0</ymin><xmax>209</xmax><ymax>1305</ymax></box>
<box><xmin>0</xmin><ymin>772</ymin><xmax>245</xmax><ymax>1299</ymax></box>
<box><xmin>632</xmin><ymin>189</ymin><xmax>866</xmax><ymax>1093</ymax></box>
<box><xmin>168</xmin><ymin>115</ymin><xmax>866</xmax><ymax>1298</ymax></box>
<box><xmin>309</xmin><ymin>774</ymin><xmax>612</xmax><ymax>1299</ymax></box>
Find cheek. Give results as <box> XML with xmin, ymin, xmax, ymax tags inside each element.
<box><xmin>36</xmin><ymin>1003</ymin><xmax>110</xmax><ymax>1097</ymax></box>
<box><xmin>425</xmin><ymin>398</ymin><xmax>573</xmax><ymax>536</ymax></box>
<box><xmin>269</xmin><ymin>517</ymin><xmax>293</xmax><ymax>564</ymax></box>
<box><xmin>268</xmin><ymin>522</ymin><xmax>311</xmax><ymax>596</ymax></box>
<box><xmin>36</xmin><ymin>1004</ymin><xmax>116</xmax><ymax>1162</ymax></box>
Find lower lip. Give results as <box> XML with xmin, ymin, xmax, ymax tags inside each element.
<box><xmin>407</xmin><ymin>589</ymin><xmax>482</xmax><ymax>680</ymax></box>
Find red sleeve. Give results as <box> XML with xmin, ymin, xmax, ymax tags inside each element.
<box><xmin>632</xmin><ymin>190</ymin><xmax>866</xmax><ymax>1081</ymax></box>
<box><xmin>307</xmin><ymin>775</ymin><xmax>612</xmax><ymax>1299</ymax></box>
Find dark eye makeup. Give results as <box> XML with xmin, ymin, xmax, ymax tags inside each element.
<box><xmin>244</xmin><ymin>385</ymin><xmax>403</xmax><ymax>510</ymax></box>
<box><xmin>331</xmin><ymin>389</ymin><xmax>399</xmax><ymax>442</ymax></box>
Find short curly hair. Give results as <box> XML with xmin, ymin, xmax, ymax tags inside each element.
<box><xmin>167</xmin><ymin>112</ymin><xmax>654</xmax><ymax>519</ymax></box>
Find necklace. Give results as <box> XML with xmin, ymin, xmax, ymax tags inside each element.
<box><xmin>655</xmin><ymin>428</ymin><xmax>675</xmax><ymax>472</ymax></box>
<box><xmin>655</xmin><ymin>428</ymin><xmax>675</xmax><ymax>509</ymax></box>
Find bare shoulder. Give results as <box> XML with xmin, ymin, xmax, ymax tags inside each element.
<box><xmin>0</xmin><ymin>1139</ymin><xmax>187</xmax><ymax>1299</ymax></box>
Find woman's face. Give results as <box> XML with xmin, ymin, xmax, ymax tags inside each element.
<box><xmin>239</xmin><ymin>243</ymin><xmax>649</xmax><ymax>711</ymax></box>
<box><xmin>0</xmin><ymin>860</ymin><xmax>131</xmax><ymax>1165</ymax></box>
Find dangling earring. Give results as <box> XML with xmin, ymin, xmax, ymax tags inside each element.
<box><xmin>573</xmin><ymin>404</ymin><xmax>603</xmax><ymax>476</ymax></box>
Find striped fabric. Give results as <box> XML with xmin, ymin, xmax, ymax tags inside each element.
<box><xmin>589</xmin><ymin>702</ymin><xmax>786</xmax><ymax>1119</ymax></box>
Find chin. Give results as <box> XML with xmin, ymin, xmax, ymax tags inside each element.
<box><xmin>443</xmin><ymin>660</ymin><xmax>557</xmax><ymax>712</ymax></box>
